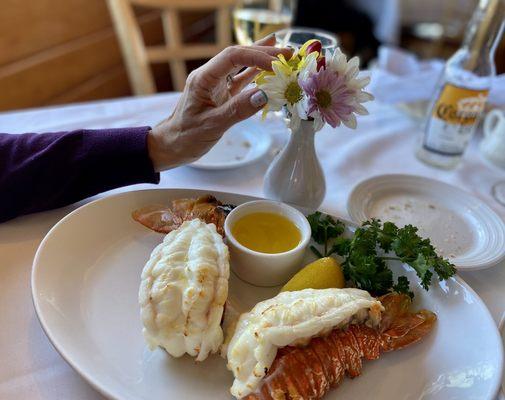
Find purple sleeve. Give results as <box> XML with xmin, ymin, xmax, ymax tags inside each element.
<box><xmin>0</xmin><ymin>127</ymin><xmax>160</xmax><ymax>222</ymax></box>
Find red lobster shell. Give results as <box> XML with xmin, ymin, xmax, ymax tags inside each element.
<box><xmin>132</xmin><ymin>195</ymin><xmax>228</xmax><ymax>236</ymax></box>
<box><xmin>244</xmin><ymin>293</ymin><xmax>436</xmax><ymax>400</ymax></box>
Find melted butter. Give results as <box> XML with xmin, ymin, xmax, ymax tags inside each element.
<box><xmin>232</xmin><ymin>212</ymin><xmax>301</xmax><ymax>254</ymax></box>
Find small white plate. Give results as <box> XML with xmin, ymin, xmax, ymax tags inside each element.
<box><xmin>32</xmin><ymin>188</ymin><xmax>503</xmax><ymax>400</ymax></box>
<box><xmin>190</xmin><ymin>119</ymin><xmax>272</xmax><ymax>170</ymax></box>
<box><xmin>348</xmin><ymin>174</ymin><xmax>505</xmax><ymax>270</ymax></box>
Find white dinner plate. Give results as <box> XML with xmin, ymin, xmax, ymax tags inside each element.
<box><xmin>190</xmin><ymin>119</ymin><xmax>272</xmax><ymax>170</ymax></box>
<box><xmin>348</xmin><ymin>174</ymin><xmax>505</xmax><ymax>271</ymax></box>
<box><xmin>32</xmin><ymin>189</ymin><xmax>503</xmax><ymax>400</ymax></box>
<box><xmin>500</xmin><ymin>315</ymin><xmax>505</xmax><ymax>400</ymax></box>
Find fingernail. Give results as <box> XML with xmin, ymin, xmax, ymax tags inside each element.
<box><xmin>250</xmin><ymin>90</ymin><xmax>268</xmax><ymax>108</ymax></box>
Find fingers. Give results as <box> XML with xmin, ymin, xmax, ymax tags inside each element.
<box><xmin>254</xmin><ymin>34</ymin><xmax>276</xmax><ymax>46</ymax></box>
<box><xmin>247</xmin><ymin>45</ymin><xmax>291</xmax><ymax>58</ymax></box>
<box><xmin>211</xmin><ymin>88</ymin><xmax>268</xmax><ymax>130</ymax></box>
<box><xmin>229</xmin><ymin>67</ymin><xmax>260</xmax><ymax>95</ymax></box>
<box><xmin>205</xmin><ymin>47</ymin><xmax>274</xmax><ymax>79</ymax></box>
<box><xmin>227</xmin><ymin>36</ymin><xmax>291</xmax><ymax>94</ymax></box>
<box><xmin>202</xmin><ymin>45</ymin><xmax>292</xmax><ymax>82</ymax></box>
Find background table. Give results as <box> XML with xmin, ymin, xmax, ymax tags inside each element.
<box><xmin>1</xmin><ymin>92</ymin><xmax>504</xmax><ymax>399</ymax></box>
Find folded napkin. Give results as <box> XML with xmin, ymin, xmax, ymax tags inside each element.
<box><xmin>369</xmin><ymin>46</ymin><xmax>505</xmax><ymax>106</ymax></box>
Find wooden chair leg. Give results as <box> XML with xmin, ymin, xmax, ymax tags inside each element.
<box><xmin>217</xmin><ymin>6</ymin><xmax>232</xmax><ymax>47</ymax></box>
<box><xmin>170</xmin><ymin>60</ymin><xmax>188</xmax><ymax>92</ymax></box>
<box><xmin>162</xmin><ymin>9</ymin><xmax>188</xmax><ymax>92</ymax></box>
<box><xmin>106</xmin><ymin>0</ymin><xmax>156</xmax><ymax>95</ymax></box>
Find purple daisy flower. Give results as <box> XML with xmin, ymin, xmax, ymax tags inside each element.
<box><xmin>300</xmin><ymin>68</ymin><xmax>357</xmax><ymax>129</ymax></box>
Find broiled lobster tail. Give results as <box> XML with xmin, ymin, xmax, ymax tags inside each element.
<box><xmin>379</xmin><ymin>293</ymin><xmax>437</xmax><ymax>352</ymax></box>
<box><xmin>132</xmin><ymin>195</ymin><xmax>229</xmax><ymax>236</ymax></box>
<box><xmin>244</xmin><ymin>294</ymin><xmax>436</xmax><ymax>400</ymax></box>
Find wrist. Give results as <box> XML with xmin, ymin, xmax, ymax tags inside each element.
<box><xmin>147</xmin><ymin>116</ymin><xmax>188</xmax><ymax>172</ymax></box>
<box><xmin>146</xmin><ymin>129</ymin><xmax>166</xmax><ymax>172</ymax></box>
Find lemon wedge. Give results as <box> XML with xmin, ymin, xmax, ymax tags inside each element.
<box><xmin>281</xmin><ymin>257</ymin><xmax>345</xmax><ymax>292</ymax></box>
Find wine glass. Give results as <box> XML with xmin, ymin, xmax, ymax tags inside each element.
<box><xmin>274</xmin><ymin>27</ymin><xmax>338</xmax><ymax>52</ymax></box>
<box><xmin>233</xmin><ymin>0</ymin><xmax>296</xmax><ymax>46</ymax></box>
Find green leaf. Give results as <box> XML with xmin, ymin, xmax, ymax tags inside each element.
<box><xmin>306</xmin><ymin>212</ymin><xmax>345</xmax><ymax>256</ymax></box>
<box><xmin>350</xmin><ymin>225</ymin><xmax>378</xmax><ymax>256</ymax></box>
<box><xmin>327</xmin><ymin>236</ymin><xmax>351</xmax><ymax>257</ymax></box>
<box><xmin>433</xmin><ymin>257</ymin><xmax>457</xmax><ymax>280</ymax></box>
<box><xmin>307</xmin><ymin>212</ymin><xmax>325</xmax><ymax>244</ymax></box>
<box><xmin>391</xmin><ymin>224</ymin><xmax>422</xmax><ymax>259</ymax></box>
<box><xmin>377</xmin><ymin>221</ymin><xmax>398</xmax><ymax>252</ymax></box>
<box><xmin>408</xmin><ymin>253</ymin><xmax>432</xmax><ymax>290</ymax></box>
<box><xmin>392</xmin><ymin>276</ymin><xmax>414</xmax><ymax>298</ymax></box>
<box><xmin>346</xmin><ymin>254</ymin><xmax>393</xmax><ymax>295</ymax></box>
<box><xmin>306</xmin><ymin>213</ymin><xmax>456</xmax><ymax>298</ymax></box>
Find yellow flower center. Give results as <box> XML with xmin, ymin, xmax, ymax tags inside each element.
<box><xmin>316</xmin><ymin>90</ymin><xmax>332</xmax><ymax>108</ymax></box>
<box><xmin>284</xmin><ymin>81</ymin><xmax>303</xmax><ymax>105</ymax></box>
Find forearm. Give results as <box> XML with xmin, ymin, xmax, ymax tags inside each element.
<box><xmin>0</xmin><ymin>127</ymin><xmax>159</xmax><ymax>222</ymax></box>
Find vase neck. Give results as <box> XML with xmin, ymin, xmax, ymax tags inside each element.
<box><xmin>290</xmin><ymin>120</ymin><xmax>316</xmax><ymax>144</ymax></box>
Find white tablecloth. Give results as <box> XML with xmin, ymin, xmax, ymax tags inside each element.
<box><xmin>1</xmin><ymin>92</ymin><xmax>504</xmax><ymax>399</ymax></box>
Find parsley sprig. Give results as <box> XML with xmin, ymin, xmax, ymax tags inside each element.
<box><xmin>307</xmin><ymin>212</ymin><xmax>457</xmax><ymax>298</ymax></box>
<box><xmin>307</xmin><ymin>212</ymin><xmax>345</xmax><ymax>257</ymax></box>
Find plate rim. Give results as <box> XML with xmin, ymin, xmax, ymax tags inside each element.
<box><xmin>347</xmin><ymin>173</ymin><xmax>505</xmax><ymax>271</ymax></box>
<box><xmin>189</xmin><ymin>120</ymin><xmax>273</xmax><ymax>170</ymax></box>
<box><xmin>31</xmin><ymin>187</ymin><xmax>504</xmax><ymax>400</ymax></box>
<box><xmin>500</xmin><ymin>313</ymin><xmax>505</xmax><ymax>399</ymax></box>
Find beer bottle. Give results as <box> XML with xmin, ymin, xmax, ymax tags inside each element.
<box><xmin>417</xmin><ymin>0</ymin><xmax>505</xmax><ymax>169</ymax></box>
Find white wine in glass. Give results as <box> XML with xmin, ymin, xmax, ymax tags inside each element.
<box><xmin>275</xmin><ymin>27</ymin><xmax>338</xmax><ymax>52</ymax></box>
<box><xmin>233</xmin><ymin>0</ymin><xmax>294</xmax><ymax>45</ymax></box>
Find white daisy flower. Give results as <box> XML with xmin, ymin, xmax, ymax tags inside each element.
<box><xmin>259</xmin><ymin>52</ymin><xmax>318</xmax><ymax>130</ymax></box>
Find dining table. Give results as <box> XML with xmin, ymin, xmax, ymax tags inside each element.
<box><xmin>1</xmin><ymin>89</ymin><xmax>504</xmax><ymax>400</ymax></box>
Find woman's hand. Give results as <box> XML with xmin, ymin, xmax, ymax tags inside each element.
<box><xmin>147</xmin><ymin>36</ymin><xmax>291</xmax><ymax>171</ymax></box>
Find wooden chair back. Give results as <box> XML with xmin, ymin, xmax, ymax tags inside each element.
<box><xmin>107</xmin><ymin>0</ymin><xmax>236</xmax><ymax>93</ymax></box>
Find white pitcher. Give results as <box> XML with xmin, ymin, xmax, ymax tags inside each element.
<box><xmin>480</xmin><ymin>109</ymin><xmax>505</xmax><ymax>169</ymax></box>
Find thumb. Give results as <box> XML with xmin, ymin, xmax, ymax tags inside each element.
<box><xmin>215</xmin><ymin>88</ymin><xmax>268</xmax><ymax>129</ymax></box>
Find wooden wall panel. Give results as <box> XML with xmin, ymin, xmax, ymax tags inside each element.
<box><xmin>48</xmin><ymin>66</ymin><xmax>131</xmax><ymax>105</ymax></box>
<box><xmin>0</xmin><ymin>1</ymin><xmax>216</xmax><ymax>112</ymax></box>
<box><xmin>0</xmin><ymin>12</ymin><xmax>163</xmax><ymax>110</ymax></box>
<box><xmin>0</xmin><ymin>2</ymin><xmax>165</xmax><ymax>111</ymax></box>
<box><xmin>0</xmin><ymin>0</ymin><xmax>115</xmax><ymax>66</ymax></box>
<box><xmin>0</xmin><ymin>31</ymin><xmax>122</xmax><ymax>110</ymax></box>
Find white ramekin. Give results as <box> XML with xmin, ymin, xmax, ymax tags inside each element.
<box><xmin>224</xmin><ymin>200</ymin><xmax>311</xmax><ymax>287</ymax></box>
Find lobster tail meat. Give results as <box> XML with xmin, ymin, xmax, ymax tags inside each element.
<box><xmin>229</xmin><ymin>291</ymin><xmax>436</xmax><ymax>400</ymax></box>
<box><xmin>226</xmin><ymin>289</ymin><xmax>383</xmax><ymax>399</ymax></box>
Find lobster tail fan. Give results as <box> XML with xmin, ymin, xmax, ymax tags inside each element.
<box><xmin>379</xmin><ymin>293</ymin><xmax>437</xmax><ymax>352</ymax></box>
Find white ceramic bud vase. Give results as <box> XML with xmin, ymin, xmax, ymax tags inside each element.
<box><xmin>263</xmin><ymin>119</ymin><xmax>326</xmax><ymax>209</ymax></box>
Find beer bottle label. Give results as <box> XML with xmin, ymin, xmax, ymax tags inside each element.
<box><xmin>423</xmin><ymin>84</ymin><xmax>488</xmax><ymax>156</ymax></box>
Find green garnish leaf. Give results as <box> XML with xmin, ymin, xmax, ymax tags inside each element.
<box><xmin>307</xmin><ymin>212</ymin><xmax>345</xmax><ymax>256</ymax></box>
<box><xmin>306</xmin><ymin>213</ymin><xmax>457</xmax><ymax>298</ymax></box>
<box><xmin>328</xmin><ymin>236</ymin><xmax>351</xmax><ymax>257</ymax></box>
<box><xmin>344</xmin><ymin>254</ymin><xmax>393</xmax><ymax>294</ymax></box>
<box><xmin>392</xmin><ymin>276</ymin><xmax>414</xmax><ymax>299</ymax></box>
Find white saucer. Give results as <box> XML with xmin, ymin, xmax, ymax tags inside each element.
<box><xmin>190</xmin><ymin>119</ymin><xmax>272</xmax><ymax>170</ymax></box>
<box><xmin>347</xmin><ymin>174</ymin><xmax>505</xmax><ymax>271</ymax></box>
